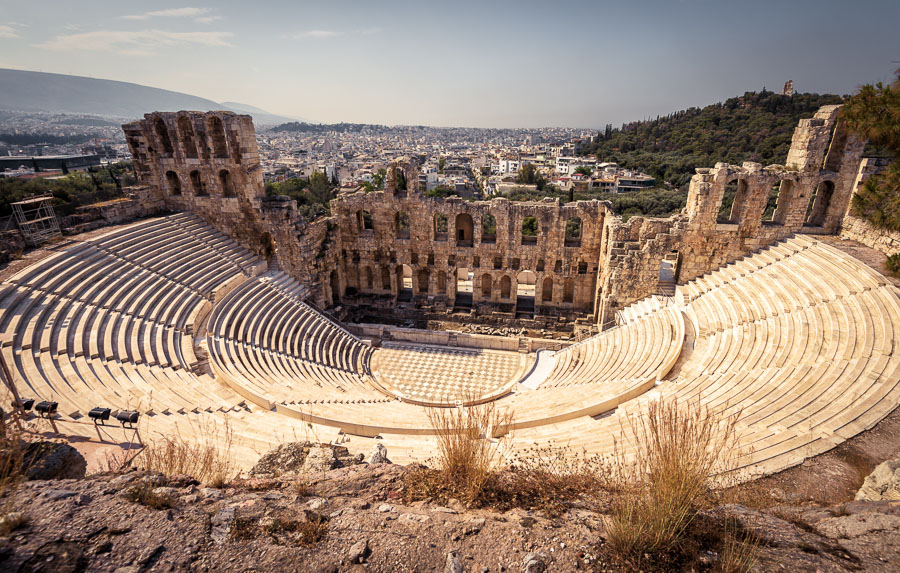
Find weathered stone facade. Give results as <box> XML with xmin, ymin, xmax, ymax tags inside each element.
<box><xmin>123</xmin><ymin>105</ymin><xmax>870</xmax><ymax>329</ymax></box>
<box><xmin>332</xmin><ymin>191</ymin><xmax>605</xmax><ymax>317</ymax></box>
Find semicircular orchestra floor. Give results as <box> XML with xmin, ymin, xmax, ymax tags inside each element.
<box><xmin>370</xmin><ymin>342</ymin><xmax>530</xmax><ymax>406</ymax></box>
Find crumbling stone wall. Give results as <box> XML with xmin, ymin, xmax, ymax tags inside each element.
<box><xmin>121</xmin><ymin>105</ymin><xmax>873</xmax><ymax>330</ymax></box>
<box><xmin>594</xmin><ymin>105</ymin><xmax>867</xmax><ymax>326</ymax></box>
<box><xmin>332</xmin><ymin>191</ymin><xmax>605</xmax><ymax>317</ymax></box>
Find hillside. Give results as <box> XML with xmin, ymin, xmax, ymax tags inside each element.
<box><xmin>0</xmin><ymin>69</ymin><xmax>300</xmax><ymax>125</ymax></box>
<box><xmin>581</xmin><ymin>90</ymin><xmax>845</xmax><ymax>187</ymax></box>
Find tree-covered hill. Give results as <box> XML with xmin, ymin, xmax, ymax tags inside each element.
<box><xmin>581</xmin><ymin>90</ymin><xmax>845</xmax><ymax>188</ymax></box>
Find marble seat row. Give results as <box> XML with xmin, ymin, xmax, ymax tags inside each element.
<box><xmin>205</xmin><ymin>271</ymin><xmax>377</xmax><ymax>410</ymax></box>
<box><xmin>0</xmin><ymin>215</ymin><xmax>357</xmax><ymax>470</ymax></box>
<box><xmin>506</xmin><ymin>235</ymin><xmax>900</xmax><ymax>480</ymax></box>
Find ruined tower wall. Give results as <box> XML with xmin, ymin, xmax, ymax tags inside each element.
<box><xmin>593</xmin><ymin>105</ymin><xmax>867</xmax><ymax>326</ymax></box>
<box><xmin>123</xmin><ymin>111</ymin><xmax>272</xmax><ymax>255</ymax></box>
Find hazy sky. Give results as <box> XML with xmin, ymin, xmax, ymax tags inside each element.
<box><xmin>1</xmin><ymin>0</ymin><xmax>898</xmax><ymax>127</ymax></box>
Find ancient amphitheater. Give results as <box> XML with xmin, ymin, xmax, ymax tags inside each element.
<box><xmin>1</xmin><ymin>106</ymin><xmax>898</xmax><ymax>481</ymax></box>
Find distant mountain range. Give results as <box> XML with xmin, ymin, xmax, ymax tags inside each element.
<box><xmin>0</xmin><ymin>69</ymin><xmax>306</xmax><ymax>126</ymax></box>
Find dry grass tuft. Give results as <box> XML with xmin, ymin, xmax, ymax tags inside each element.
<box><xmin>718</xmin><ymin>517</ymin><xmax>759</xmax><ymax>573</ymax></box>
<box><xmin>409</xmin><ymin>400</ymin><xmax>512</xmax><ymax>505</ymax></box>
<box><xmin>131</xmin><ymin>418</ymin><xmax>236</xmax><ymax>487</ymax></box>
<box><xmin>406</xmin><ymin>401</ymin><xmax>610</xmax><ymax>514</ymax></box>
<box><xmin>604</xmin><ymin>398</ymin><xmax>743</xmax><ymax>568</ymax></box>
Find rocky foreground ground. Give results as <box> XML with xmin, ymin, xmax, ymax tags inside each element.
<box><xmin>1</xmin><ymin>442</ymin><xmax>899</xmax><ymax>572</ymax></box>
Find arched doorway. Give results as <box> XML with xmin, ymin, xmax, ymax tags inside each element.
<box><xmin>541</xmin><ymin>277</ymin><xmax>553</xmax><ymax>302</ymax></box>
<box><xmin>516</xmin><ymin>270</ymin><xmax>536</xmax><ymax>315</ymax></box>
<box><xmin>218</xmin><ymin>169</ymin><xmax>236</xmax><ymax>197</ymax></box>
<box><xmin>381</xmin><ymin>266</ymin><xmax>391</xmax><ymax>291</ymax></box>
<box><xmin>165</xmin><ymin>171</ymin><xmax>181</xmax><ymax>195</ymax></box>
<box><xmin>417</xmin><ymin>268</ymin><xmax>430</xmax><ymax>294</ymax></box>
<box><xmin>208</xmin><ymin>116</ymin><xmax>228</xmax><ymax>159</ymax></box>
<box><xmin>500</xmin><ymin>275</ymin><xmax>512</xmax><ymax>299</ymax></box>
<box><xmin>398</xmin><ymin>265</ymin><xmax>413</xmax><ymax>302</ymax></box>
<box><xmin>329</xmin><ymin>271</ymin><xmax>340</xmax><ymax>306</ymax></box>
<box><xmin>563</xmin><ymin>278</ymin><xmax>574</xmax><ymax>304</ymax></box>
<box><xmin>153</xmin><ymin>116</ymin><xmax>173</xmax><ymax>156</ymax></box>
<box><xmin>658</xmin><ymin>251</ymin><xmax>680</xmax><ymax>297</ymax></box>
<box><xmin>260</xmin><ymin>232</ymin><xmax>276</xmax><ymax>267</ymax></box>
<box><xmin>455</xmin><ymin>268</ymin><xmax>473</xmax><ymax>307</ymax></box>
<box><xmin>177</xmin><ymin>115</ymin><xmax>198</xmax><ymax>158</ymax></box>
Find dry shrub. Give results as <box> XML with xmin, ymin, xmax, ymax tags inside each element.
<box><xmin>485</xmin><ymin>444</ymin><xmax>610</xmax><ymax>514</ymax></box>
<box><xmin>231</xmin><ymin>514</ymin><xmax>329</xmax><ymax>546</ymax></box>
<box><xmin>718</xmin><ymin>518</ymin><xmax>759</xmax><ymax>573</ymax></box>
<box><xmin>0</xmin><ymin>413</ymin><xmax>27</xmax><ymax>534</ymax></box>
<box><xmin>132</xmin><ymin>418</ymin><xmax>235</xmax><ymax>487</ymax></box>
<box><xmin>416</xmin><ymin>400</ymin><xmax>512</xmax><ymax>504</ymax></box>
<box><xmin>604</xmin><ymin>398</ymin><xmax>742</xmax><ymax>568</ymax></box>
<box><xmin>123</xmin><ymin>483</ymin><xmax>174</xmax><ymax>509</ymax></box>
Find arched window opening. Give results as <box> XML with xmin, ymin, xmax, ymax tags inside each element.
<box><xmin>153</xmin><ymin>117</ymin><xmax>174</xmax><ymax>155</ymax></box>
<box><xmin>805</xmin><ymin>180</ymin><xmax>835</xmax><ymax>227</ymax></box>
<box><xmin>177</xmin><ymin>115</ymin><xmax>198</xmax><ymax>158</ymax></box>
<box><xmin>434</xmin><ymin>214</ymin><xmax>448</xmax><ymax>241</ymax></box>
<box><xmin>500</xmin><ymin>275</ymin><xmax>512</xmax><ymax>299</ymax></box>
<box><xmin>189</xmin><ymin>170</ymin><xmax>207</xmax><ymax>196</ymax></box>
<box><xmin>717</xmin><ymin>179</ymin><xmax>748</xmax><ymax>224</ymax></box>
<box><xmin>565</xmin><ymin>217</ymin><xmax>582</xmax><ymax>246</ymax></box>
<box><xmin>165</xmin><ymin>171</ymin><xmax>181</xmax><ymax>196</ymax></box>
<box><xmin>381</xmin><ymin>266</ymin><xmax>391</xmax><ymax>290</ymax></box>
<box><xmin>481</xmin><ymin>214</ymin><xmax>497</xmax><ymax>243</ymax></box>
<box><xmin>541</xmin><ymin>277</ymin><xmax>553</xmax><ymax>302</ymax></box>
<box><xmin>395</xmin><ymin>212</ymin><xmax>410</xmax><ymax>239</ymax></box>
<box><xmin>455</xmin><ymin>213</ymin><xmax>474</xmax><ymax>246</ymax></box>
<box><xmin>364</xmin><ymin>267</ymin><xmax>373</xmax><ymax>289</ymax></box>
<box><xmin>563</xmin><ymin>278</ymin><xmax>575</xmax><ymax>304</ymax></box>
<box><xmin>208</xmin><ymin>116</ymin><xmax>228</xmax><ymax>159</ymax></box>
<box><xmin>521</xmin><ymin>216</ymin><xmax>538</xmax><ymax>245</ymax></box>
<box><xmin>358</xmin><ymin>210</ymin><xmax>373</xmax><ymax>232</ymax></box>
<box><xmin>218</xmin><ymin>169</ymin><xmax>236</xmax><ymax>197</ymax></box>
<box><xmin>765</xmin><ymin>179</ymin><xmax>795</xmax><ymax>224</ymax></box>
<box><xmin>437</xmin><ymin>270</ymin><xmax>447</xmax><ymax>294</ymax></box>
<box><xmin>480</xmin><ymin>274</ymin><xmax>492</xmax><ymax>297</ymax></box>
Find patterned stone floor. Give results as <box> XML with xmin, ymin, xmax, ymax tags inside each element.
<box><xmin>370</xmin><ymin>342</ymin><xmax>529</xmax><ymax>405</ymax></box>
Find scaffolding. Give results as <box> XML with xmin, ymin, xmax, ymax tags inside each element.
<box><xmin>12</xmin><ymin>194</ymin><xmax>61</xmax><ymax>247</ymax></box>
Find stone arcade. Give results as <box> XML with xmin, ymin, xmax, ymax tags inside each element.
<box><xmin>123</xmin><ymin>105</ymin><xmax>866</xmax><ymax>331</ymax></box>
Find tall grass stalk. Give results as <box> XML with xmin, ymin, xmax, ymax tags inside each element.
<box><xmin>605</xmin><ymin>398</ymin><xmax>741</xmax><ymax>563</ymax></box>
